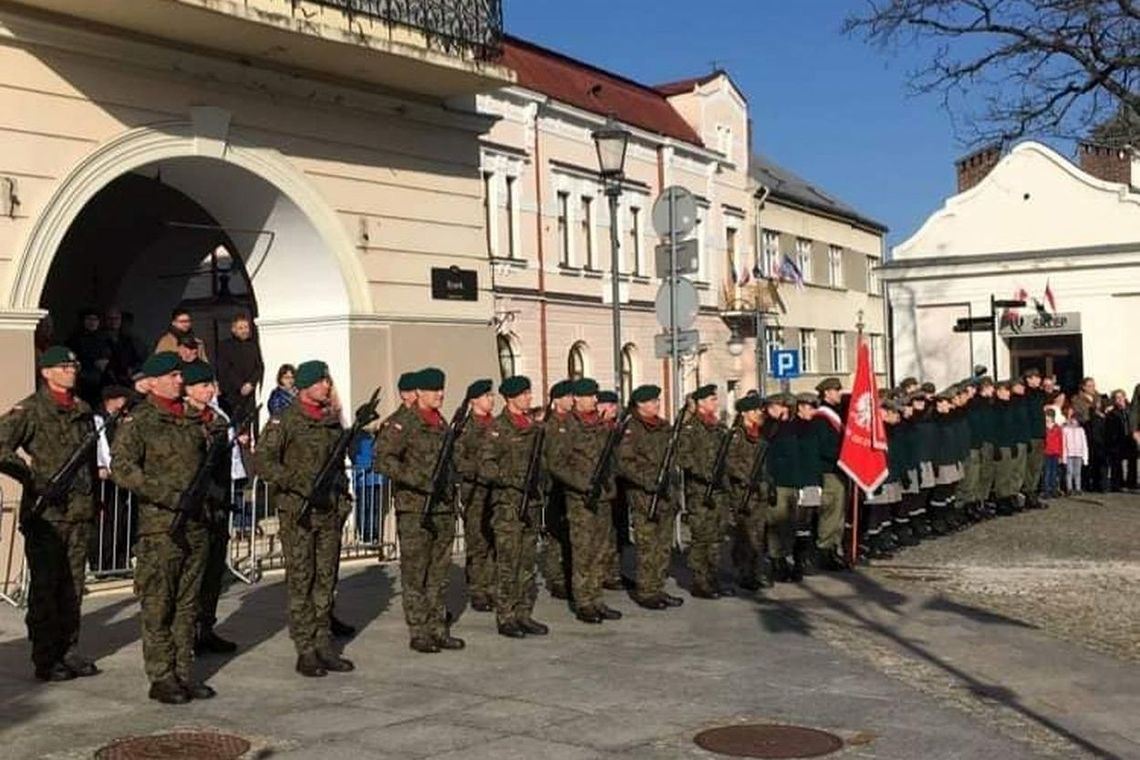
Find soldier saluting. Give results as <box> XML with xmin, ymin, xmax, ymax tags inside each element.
<box><xmin>255</xmin><ymin>360</ymin><xmax>356</xmax><ymax>676</ymax></box>
<box><xmin>0</xmin><ymin>346</ymin><xmax>100</xmax><ymax>682</ymax></box>
<box><xmin>110</xmin><ymin>352</ymin><xmax>214</xmax><ymax>703</ymax></box>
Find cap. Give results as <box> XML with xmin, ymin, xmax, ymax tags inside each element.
<box><xmin>294</xmin><ymin>360</ymin><xmax>330</xmax><ymax>390</ymax></box>
<box><xmin>417</xmin><ymin>367</ymin><xmax>445</xmax><ymax>391</ymax></box>
<box><xmin>766</xmin><ymin>392</ymin><xmax>793</xmax><ymax>407</ymax></box>
<box><xmin>795</xmin><ymin>392</ymin><xmax>819</xmax><ymax>406</ymax></box>
<box><xmin>499</xmin><ymin>375</ymin><xmax>531</xmax><ymax>399</ymax></box>
<box><xmin>38</xmin><ymin>345</ymin><xmax>78</xmax><ymax>369</ymax></box>
<box><xmin>181</xmin><ymin>360</ymin><xmax>215</xmax><ymax>387</ymax></box>
<box><xmin>397</xmin><ymin>371</ymin><xmax>418</xmax><ymax>393</ymax></box>
<box><xmin>550</xmin><ymin>380</ymin><xmax>573</xmax><ymax>399</ymax></box>
<box><xmin>176</xmin><ymin>333</ymin><xmax>199</xmax><ymax>349</ymax></box>
<box><xmin>597</xmin><ymin>390</ymin><xmax>619</xmax><ymax>404</ymax></box>
<box><xmin>920</xmin><ymin>381</ymin><xmax>936</xmax><ymax>394</ymax></box>
<box><xmin>572</xmin><ymin>377</ymin><xmax>599</xmax><ymax>397</ymax></box>
<box><xmin>141</xmin><ymin>352</ymin><xmax>181</xmax><ymax>378</ymax></box>
<box><xmin>815</xmin><ymin>377</ymin><xmax>842</xmax><ymax>393</ymax></box>
<box><xmin>465</xmin><ymin>378</ymin><xmax>493</xmax><ymax>401</ymax></box>
<box><xmin>735</xmin><ymin>394</ymin><xmax>762</xmax><ymax>413</ymax></box>
<box><xmin>692</xmin><ymin>383</ymin><xmax>717</xmax><ymax>401</ymax></box>
<box><xmin>631</xmin><ymin>384</ymin><xmax>661</xmax><ymax>404</ymax></box>
<box><xmin>101</xmin><ymin>385</ymin><xmax>131</xmax><ymax>401</ymax></box>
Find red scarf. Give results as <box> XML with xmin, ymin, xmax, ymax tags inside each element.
<box><xmin>48</xmin><ymin>388</ymin><xmax>75</xmax><ymax>410</ymax></box>
<box><xmin>298</xmin><ymin>398</ymin><xmax>325</xmax><ymax>421</ymax></box>
<box><xmin>197</xmin><ymin>406</ymin><xmax>216</xmax><ymax>425</ymax></box>
<box><xmin>699</xmin><ymin>410</ymin><xmax>719</xmax><ymax>426</ymax></box>
<box><xmin>473</xmin><ymin>411</ymin><xmax>494</xmax><ymax>428</ymax></box>
<box><xmin>417</xmin><ymin>406</ymin><xmax>445</xmax><ymax>428</ymax></box>
<box><xmin>576</xmin><ymin>410</ymin><xmax>601</xmax><ymax>426</ymax></box>
<box><xmin>637</xmin><ymin>412</ymin><xmax>664</xmax><ymax>428</ymax></box>
<box><xmin>744</xmin><ymin>420</ymin><xmax>761</xmax><ymax>442</ymax></box>
<box><xmin>151</xmin><ymin>394</ymin><xmax>184</xmax><ymax>417</ymax></box>
<box><xmin>508</xmin><ymin>410</ymin><xmax>532</xmax><ymax>430</ymax></box>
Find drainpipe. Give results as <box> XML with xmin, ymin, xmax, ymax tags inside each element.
<box><xmin>533</xmin><ymin>99</ymin><xmax>550</xmax><ymax>397</ymax></box>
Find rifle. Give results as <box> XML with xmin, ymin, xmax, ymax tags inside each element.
<box><xmin>584</xmin><ymin>399</ymin><xmax>635</xmax><ymax>513</ymax></box>
<box><xmin>648</xmin><ymin>397</ymin><xmax>692</xmax><ymax>522</ymax></box>
<box><xmin>169</xmin><ymin>403</ymin><xmax>261</xmax><ymax>539</ymax></box>
<box><xmin>702</xmin><ymin>413</ymin><xmax>741</xmax><ymax>509</ymax></box>
<box><xmin>297</xmin><ymin>386</ymin><xmax>382</xmax><ymax>527</ymax></box>
<box><xmin>22</xmin><ymin>403</ymin><xmax>129</xmax><ymax>528</ymax></box>
<box><xmin>737</xmin><ymin>427</ymin><xmax>771</xmax><ymax>514</ymax></box>
<box><xmin>420</xmin><ymin>400</ymin><xmax>471</xmax><ymax>529</ymax></box>
<box><xmin>518</xmin><ymin>396</ymin><xmax>555</xmax><ymax>522</ymax></box>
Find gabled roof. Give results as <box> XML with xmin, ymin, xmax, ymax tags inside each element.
<box><xmin>751</xmin><ymin>153</ymin><xmax>887</xmax><ymax>233</ymax></box>
<box><xmin>654</xmin><ymin>72</ymin><xmax>722</xmax><ymax>96</ymax></box>
<box><xmin>496</xmin><ymin>36</ymin><xmax>702</xmax><ymax>146</ymax></box>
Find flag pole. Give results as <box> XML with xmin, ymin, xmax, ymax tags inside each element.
<box><xmin>850</xmin><ymin>310</ymin><xmax>865</xmax><ymax>568</ymax></box>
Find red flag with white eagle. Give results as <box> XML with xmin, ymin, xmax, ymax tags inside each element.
<box><xmin>838</xmin><ymin>337</ymin><xmax>888</xmax><ymax>495</ymax></box>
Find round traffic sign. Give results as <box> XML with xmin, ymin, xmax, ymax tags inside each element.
<box><xmin>651</xmin><ymin>186</ymin><xmax>698</xmax><ymax>238</ymax></box>
<box><xmin>654</xmin><ymin>276</ymin><xmax>699</xmax><ymax>331</ymax></box>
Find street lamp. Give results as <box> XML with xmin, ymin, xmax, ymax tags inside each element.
<box><xmin>726</xmin><ymin>329</ymin><xmax>746</xmax><ymax>357</ymax></box>
<box><xmin>593</xmin><ymin>117</ymin><xmax>631</xmax><ymax>405</ymax></box>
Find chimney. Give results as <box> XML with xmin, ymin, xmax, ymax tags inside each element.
<box><xmin>1078</xmin><ymin>141</ymin><xmax>1134</xmax><ymax>187</ymax></box>
<box><xmin>955</xmin><ymin>144</ymin><xmax>1002</xmax><ymax>193</ymax></box>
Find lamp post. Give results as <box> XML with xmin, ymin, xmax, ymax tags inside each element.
<box><xmin>593</xmin><ymin>117</ymin><xmax>631</xmax><ymax>405</ymax></box>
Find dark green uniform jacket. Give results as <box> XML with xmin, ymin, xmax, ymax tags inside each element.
<box><xmin>616</xmin><ymin>413</ymin><xmax>670</xmax><ymax>495</ymax></box>
<box><xmin>547</xmin><ymin>411</ymin><xmax>616</xmax><ymax>500</ymax></box>
<box><xmin>255</xmin><ymin>400</ymin><xmax>349</xmax><ymax>514</ymax></box>
<box><xmin>374</xmin><ymin>405</ymin><xmax>446</xmax><ymax>512</ymax></box>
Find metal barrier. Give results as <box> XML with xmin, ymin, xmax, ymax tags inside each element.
<box><xmin>1</xmin><ymin>490</ymin><xmax>29</xmax><ymax>608</ymax></box>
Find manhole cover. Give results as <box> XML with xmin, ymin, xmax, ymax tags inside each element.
<box><xmin>95</xmin><ymin>732</ymin><xmax>251</xmax><ymax>760</ymax></box>
<box><xmin>694</xmin><ymin>724</ymin><xmax>844</xmax><ymax>758</ymax></box>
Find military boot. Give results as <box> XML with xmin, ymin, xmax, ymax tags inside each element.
<box><xmin>575</xmin><ymin>607</ymin><xmax>603</xmax><ymax>624</ymax></box>
<box><xmin>598</xmin><ymin>604</ymin><xmax>623</xmax><ymax>620</ymax></box>
<box><xmin>35</xmin><ymin>661</ymin><xmax>76</xmax><ymax>683</ymax></box>
<box><xmin>434</xmin><ymin>634</ymin><xmax>466</xmax><ymax>650</ymax></box>
<box><xmin>411</xmin><ymin>635</ymin><xmax>442</xmax><ymax>653</ymax></box>
<box><xmin>295</xmin><ymin>652</ymin><xmax>328</xmax><ymax>677</ymax></box>
<box><xmin>518</xmin><ymin>617</ymin><xmax>549</xmax><ymax>636</ymax></box>
<box><xmin>316</xmin><ymin>650</ymin><xmax>355</xmax><ymax>672</ymax></box>
<box><xmin>179</xmin><ymin>678</ymin><xmax>217</xmax><ymax>700</ymax></box>
<box><xmin>62</xmin><ymin>653</ymin><xmax>100</xmax><ymax>677</ymax></box>
<box><xmin>689</xmin><ymin>582</ymin><xmax>720</xmax><ymax>600</ymax></box>
<box><xmin>469</xmin><ymin>595</ymin><xmax>493</xmax><ymax>613</ymax></box>
<box><xmin>148</xmin><ymin>678</ymin><xmax>190</xmax><ymax>704</ymax></box>
<box><xmin>195</xmin><ymin>626</ymin><xmax>237</xmax><ymax>655</ymax></box>
<box><xmin>634</xmin><ymin>595</ymin><xmax>667</xmax><ymax>610</ymax></box>
<box><xmin>329</xmin><ymin>615</ymin><xmax>357</xmax><ymax>639</ymax></box>
<box><xmin>497</xmin><ymin>621</ymin><xmax>527</xmax><ymax>638</ymax></box>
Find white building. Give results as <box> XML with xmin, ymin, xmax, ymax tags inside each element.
<box><xmin>882</xmin><ymin>140</ymin><xmax>1140</xmax><ymax>392</ymax></box>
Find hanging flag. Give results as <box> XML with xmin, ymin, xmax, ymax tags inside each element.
<box><xmin>838</xmin><ymin>337</ymin><xmax>888</xmax><ymax>495</ymax></box>
<box><xmin>1044</xmin><ymin>280</ymin><xmax>1057</xmax><ymax>312</ymax></box>
<box><xmin>738</xmin><ymin>259</ymin><xmax>752</xmax><ymax>287</ymax></box>
<box><xmin>779</xmin><ymin>254</ymin><xmax>805</xmax><ymax>290</ymax></box>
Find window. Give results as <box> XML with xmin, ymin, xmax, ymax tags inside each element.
<box><xmin>796</xmin><ymin>238</ymin><xmax>813</xmax><ymax>284</ymax></box>
<box><xmin>831</xmin><ymin>331</ymin><xmax>847</xmax><ymax>373</ymax></box>
<box><xmin>621</xmin><ymin>343</ymin><xmax>636</xmax><ymax>402</ymax></box>
<box><xmin>725</xmin><ymin>226</ymin><xmax>738</xmax><ymax>285</ymax></box>
<box><xmin>629</xmin><ymin>206</ymin><xmax>643</xmax><ymax>276</ymax></box>
<box><xmin>867</xmin><ymin>257</ymin><xmax>880</xmax><ymax>294</ymax></box>
<box><xmin>800</xmin><ymin>329</ymin><xmax>817</xmax><ymax>373</ymax></box>
<box><xmin>505</xmin><ymin>175</ymin><xmax>517</xmax><ymax>259</ymax></box>
<box><xmin>483</xmin><ymin>171</ymin><xmax>496</xmax><ymax>258</ymax></box>
<box><xmin>765</xmin><ymin>326</ymin><xmax>783</xmax><ymax>351</ymax></box>
<box><xmin>581</xmin><ymin>196</ymin><xmax>596</xmax><ymax>270</ymax></box>
<box><xmin>497</xmin><ymin>334</ymin><xmax>517</xmax><ymax>380</ymax></box>
<box><xmin>695</xmin><ymin>205</ymin><xmax>708</xmax><ymax>280</ymax></box>
<box><xmin>828</xmin><ymin>245</ymin><xmax>843</xmax><ymax>288</ymax></box>
<box><xmin>557</xmin><ymin>192</ymin><xmax>570</xmax><ymax>266</ymax></box>
<box><xmin>568</xmin><ymin>341</ymin><xmax>587</xmax><ymax>380</ymax></box>
<box><xmin>871</xmin><ymin>334</ymin><xmax>886</xmax><ymax>372</ymax></box>
<box><xmin>761</xmin><ymin>230</ymin><xmax>779</xmax><ymax>279</ymax></box>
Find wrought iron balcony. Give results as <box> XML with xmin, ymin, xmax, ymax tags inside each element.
<box><xmin>295</xmin><ymin>0</ymin><xmax>503</xmax><ymax>59</ymax></box>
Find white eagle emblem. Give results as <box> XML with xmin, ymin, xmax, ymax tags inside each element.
<box><xmin>854</xmin><ymin>392</ymin><xmax>872</xmax><ymax>429</ymax></box>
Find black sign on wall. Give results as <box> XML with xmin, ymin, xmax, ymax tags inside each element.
<box><xmin>431</xmin><ymin>266</ymin><xmax>478</xmax><ymax>301</ymax></box>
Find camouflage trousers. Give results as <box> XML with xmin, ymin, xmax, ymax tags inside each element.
<box><xmin>134</xmin><ymin>526</ymin><xmax>207</xmax><ymax>683</ymax></box>
<box><xmin>461</xmin><ymin>481</ymin><xmax>495</xmax><ymax>604</ymax></box>
<box><xmin>602</xmin><ymin>494</ymin><xmax>628</xmax><ymax>584</ymax></box>
<box><xmin>23</xmin><ymin>518</ymin><xmax>90</xmax><ymax>670</ymax></box>
<box><xmin>566</xmin><ymin>493</ymin><xmax>610</xmax><ymax>612</ymax></box>
<box><xmin>977</xmin><ymin>443</ymin><xmax>996</xmax><ymax>502</ymax></box>
<box><xmin>626</xmin><ymin>490</ymin><xmax>675</xmax><ymax>600</ymax></box>
<box><xmin>492</xmin><ymin>492</ymin><xmax>540</xmax><ymax>626</ymax></box>
<box><xmin>767</xmin><ymin>487</ymin><xmax>798</xmax><ymax>559</ymax></box>
<box><xmin>818</xmin><ymin>473</ymin><xmax>846</xmax><ymax>550</ymax></box>
<box><xmin>396</xmin><ymin>510</ymin><xmax>456</xmax><ymax>640</ymax></box>
<box><xmin>538</xmin><ymin>490</ymin><xmax>569</xmax><ymax>594</ymax></box>
<box><xmin>683</xmin><ymin>482</ymin><xmax>725</xmax><ymax>591</ymax></box>
<box><xmin>728</xmin><ymin>484</ymin><xmax>767</xmax><ymax>585</ymax></box>
<box><xmin>278</xmin><ymin>504</ymin><xmax>345</xmax><ymax>656</ymax></box>
<box><xmin>197</xmin><ymin>522</ymin><xmax>229</xmax><ymax>630</ymax></box>
<box><xmin>1025</xmin><ymin>439</ymin><xmax>1045</xmax><ymax>494</ymax></box>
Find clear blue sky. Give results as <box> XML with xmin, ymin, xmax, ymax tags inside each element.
<box><xmin>502</xmin><ymin>1</ymin><xmax>1056</xmax><ymax>246</ymax></box>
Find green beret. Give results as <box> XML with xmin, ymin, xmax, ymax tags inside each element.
<box><xmin>973</xmin><ymin>364</ymin><xmax>988</xmax><ymax>377</ymax></box>
<box><xmin>735</xmin><ymin>394</ymin><xmax>762</xmax><ymax>413</ymax></box>
<box><xmin>597</xmin><ymin>390</ymin><xmax>618</xmax><ymax>404</ymax></box>
<box><xmin>499</xmin><ymin>375</ymin><xmax>531</xmax><ymax>398</ymax></box>
<box><xmin>692</xmin><ymin>383</ymin><xmax>717</xmax><ymax>401</ymax></box>
<box><xmin>417</xmin><ymin>367</ymin><xmax>445</xmax><ymax>391</ymax></box>
<box><xmin>920</xmin><ymin>381</ymin><xmax>936</xmax><ymax>394</ymax></box>
<box><xmin>465</xmin><ymin>378</ymin><xmax>493</xmax><ymax>401</ymax></box>
<box><xmin>38</xmin><ymin>345</ymin><xmax>78</xmax><ymax>368</ymax></box>
<box><xmin>397</xmin><ymin>371</ymin><xmax>419</xmax><ymax>392</ymax></box>
<box><xmin>631</xmin><ymin>384</ymin><xmax>660</xmax><ymax>404</ymax></box>
<box><xmin>141</xmin><ymin>352</ymin><xmax>181</xmax><ymax>378</ymax></box>
<box><xmin>181</xmin><ymin>360</ymin><xmax>215</xmax><ymax>387</ymax></box>
<box><xmin>550</xmin><ymin>380</ymin><xmax>573</xmax><ymax>399</ymax></box>
<box><xmin>572</xmin><ymin>377</ymin><xmax>599</xmax><ymax>396</ymax></box>
<box><xmin>294</xmin><ymin>360</ymin><xmax>330</xmax><ymax>390</ymax></box>
<box><xmin>815</xmin><ymin>377</ymin><xmax>842</xmax><ymax>393</ymax></box>
<box><xmin>795</xmin><ymin>392</ymin><xmax>819</xmax><ymax>406</ymax></box>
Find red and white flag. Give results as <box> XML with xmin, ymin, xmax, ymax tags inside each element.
<box><xmin>1044</xmin><ymin>280</ymin><xmax>1057</xmax><ymax>312</ymax></box>
<box><xmin>838</xmin><ymin>337</ymin><xmax>888</xmax><ymax>495</ymax></box>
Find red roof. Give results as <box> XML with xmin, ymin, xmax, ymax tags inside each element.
<box><xmin>654</xmin><ymin>73</ymin><xmax>720</xmax><ymax>96</ymax></box>
<box><xmin>496</xmin><ymin>36</ymin><xmax>702</xmax><ymax>146</ymax></box>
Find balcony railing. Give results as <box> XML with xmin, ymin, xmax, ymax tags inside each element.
<box><xmin>292</xmin><ymin>0</ymin><xmax>504</xmax><ymax>59</ymax></box>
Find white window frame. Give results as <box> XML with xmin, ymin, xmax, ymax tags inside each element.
<box><xmin>800</xmin><ymin>329</ymin><xmax>817</xmax><ymax>373</ymax></box>
<box><xmin>581</xmin><ymin>195</ymin><xmax>597</xmax><ymax>270</ymax></box>
<box><xmin>557</xmin><ymin>191</ymin><xmax>572</xmax><ymax>267</ymax></box>
<box><xmin>695</xmin><ymin>204</ymin><xmax>709</xmax><ymax>282</ymax></box>
<box><xmin>831</xmin><ymin>331</ymin><xmax>847</xmax><ymax>373</ymax></box>
<box><xmin>761</xmin><ymin>230</ymin><xmax>779</xmax><ymax>279</ymax></box>
<box><xmin>828</xmin><ymin>245</ymin><xmax>843</xmax><ymax>288</ymax></box>
<box><xmin>867</xmin><ymin>257</ymin><xmax>880</xmax><ymax>294</ymax></box>
<box><xmin>765</xmin><ymin>326</ymin><xmax>783</xmax><ymax>351</ymax></box>
<box><xmin>630</xmin><ymin>204</ymin><xmax>643</xmax><ymax>276</ymax></box>
<box><xmin>484</xmin><ymin>170</ymin><xmax>498</xmax><ymax>259</ymax></box>
<box><xmin>505</xmin><ymin>175</ymin><xmax>519</xmax><ymax>259</ymax></box>
<box><xmin>796</xmin><ymin>238</ymin><xmax>813</xmax><ymax>284</ymax></box>
<box><xmin>871</xmin><ymin>334</ymin><xmax>886</xmax><ymax>372</ymax></box>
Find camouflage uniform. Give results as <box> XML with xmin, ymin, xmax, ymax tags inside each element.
<box><xmin>373</xmin><ymin>405</ymin><xmax>454</xmax><ymax>643</ymax></box>
<box><xmin>255</xmin><ymin>401</ymin><xmax>350</xmax><ymax>658</ymax></box>
<box><xmin>537</xmin><ymin>409</ymin><xmax>572</xmax><ymax>596</ymax></box>
<box><xmin>677</xmin><ymin>412</ymin><xmax>728</xmax><ymax>593</ymax></box>
<box><xmin>725</xmin><ymin>420</ymin><xmax>767</xmax><ymax>587</ymax></box>
<box><xmin>0</xmin><ymin>388</ymin><xmax>96</xmax><ymax>674</ymax></box>
<box><xmin>547</xmin><ymin>411</ymin><xmax>614</xmax><ymax>614</ymax></box>
<box><xmin>616</xmin><ymin>413</ymin><xmax>675</xmax><ymax>602</ymax></box>
<box><xmin>455</xmin><ymin>411</ymin><xmax>496</xmax><ymax>605</ymax></box>
<box><xmin>480</xmin><ymin>410</ymin><xmax>541</xmax><ymax>627</ymax></box>
<box><xmin>110</xmin><ymin>397</ymin><xmax>209</xmax><ymax>685</ymax></box>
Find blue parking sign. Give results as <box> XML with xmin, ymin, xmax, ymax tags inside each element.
<box><xmin>770</xmin><ymin>349</ymin><xmax>801</xmax><ymax>379</ymax></box>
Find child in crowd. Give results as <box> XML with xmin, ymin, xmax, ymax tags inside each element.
<box><xmin>1062</xmin><ymin>405</ymin><xmax>1089</xmax><ymax>495</ymax></box>
<box><xmin>1043</xmin><ymin>408</ymin><xmax>1063</xmax><ymax>498</ymax></box>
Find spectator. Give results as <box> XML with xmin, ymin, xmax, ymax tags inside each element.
<box><xmin>1105</xmin><ymin>389</ymin><xmax>1137</xmax><ymax>492</ymax></box>
<box><xmin>176</xmin><ymin>333</ymin><xmax>203</xmax><ymax>364</ymax></box>
<box><xmin>92</xmin><ymin>385</ymin><xmax>133</xmax><ymax>575</ymax></box>
<box><xmin>68</xmin><ymin>308</ymin><xmax>111</xmax><ymax>407</ymax></box>
<box><xmin>1043</xmin><ymin>408</ymin><xmax>1063</xmax><ymax>498</ymax></box>
<box><xmin>351</xmin><ymin>429</ymin><xmax>383</xmax><ymax>545</ymax></box>
<box><xmin>217</xmin><ymin>314</ymin><xmax>263</xmax><ymax>423</ymax></box>
<box><xmin>155</xmin><ymin>307</ymin><xmax>207</xmax><ymax>360</ymax></box>
<box><xmin>1062</xmin><ymin>406</ymin><xmax>1089</xmax><ymax>495</ymax></box>
<box><xmin>103</xmin><ymin>307</ymin><xmax>143</xmax><ymax>385</ymax></box>
<box><xmin>1072</xmin><ymin>378</ymin><xmax>1106</xmax><ymax>491</ymax></box>
<box><xmin>267</xmin><ymin>363</ymin><xmax>297</xmax><ymax>416</ymax></box>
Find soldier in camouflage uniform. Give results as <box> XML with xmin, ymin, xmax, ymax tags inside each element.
<box><xmin>255</xmin><ymin>360</ymin><xmax>358</xmax><ymax>676</ymax></box>
<box><xmin>547</xmin><ymin>378</ymin><xmax>623</xmax><ymax>624</ymax></box>
<box><xmin>596</xmin><ymin>390</ymin><xmax>626</xmax><ymax>590</ymax></box>
<box><xmin>480</xmin><ymin>375</ymin><xmax>551</xmax><ymax>638</ymax></box>
<box><xmin>677</xmin><ymin>384</ymin><xmax>731</xmax><ymax>598</ymax></box>
<box><xmin>111</xmin><ymin>352</ymin><xmax>213</xmax><ymax>703</ymax></box>
<box><xmin>0</xmin><ymin>346</ymin><xmax>100</xmax><ymax>682</ymax></box>
<box><xmin>374</xmin><ymin>367</ymin><xmax>464</xmax><ymax>654</ymax></box>
<box><xmin>454</xmin><ymin>378</ymin><xmax>496</xmax><ymax>612</ymax></box>
<box><xmin>538</xmin><ymin>379</ymin><xmax>574</xmax><ymax>599</ymax></box>
<box><xmin>616</xmin><ymin>384</ymin><xmax>684</xmax><ymax>610</ymax></box>
<box><xmin>725</xmin><ymin>393</ymin><xmax>770</xmax><ymax>592</ymax></box>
